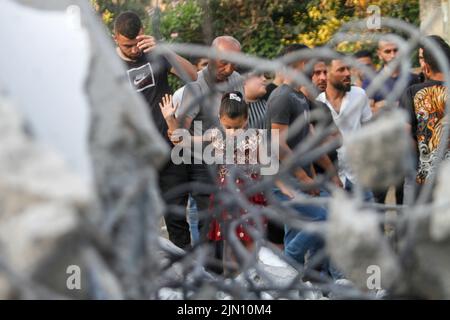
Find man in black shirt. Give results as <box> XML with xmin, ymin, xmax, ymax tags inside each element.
<box><xmin>114</xmin><ymin>11</ymin><xmax>197</xmax><ymax>249</ymax></box>
<box><xmin>400</xmin><ymin>35</ymin><xmax>450</xmax><ymax>198</ymax></box>
<box><xmin>266</xmin><ymin>45</ymin><xmax>340</xmax><ymax>274</ymax></box>
<box><xmin>266</xmin><ymin>49</ymin><xmax>341</xmax><ymax>195</ymax></box>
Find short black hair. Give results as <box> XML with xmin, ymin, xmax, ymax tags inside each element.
<box><xmin>354</xmin><ymin>50</ymin><xmax>372</xmax><ymax>59</ymax></box>
<box><xmin>220</xmin><ymin>91</ymin><xmax>248</xmax><ymax>119</ymax></box>
<box><xmin>323</xmin><ymin>52</ymin><xmax>347</xmax><ymax>66</ymax></box>
<box><xmin>114</xmin><ymin>11</ymin><xmax>142</xmax><ymax>39</ymax></box>
<box><xmin>279</xmin><ymin>44</ymin><xmax>310</xmax><ymax>67</ymax></box>
<box><xmin>280</xmin><ymin>44</ymin><xmax>310</xmax><ymax>56</ymax></box>
<box><xmin>421</xmin><ymin>35</ymin><xmax>450</xmax><ymax>73</ymax></box>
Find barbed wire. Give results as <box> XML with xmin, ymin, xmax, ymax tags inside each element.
<box><xmin>2</xmin><ymin>1</ymin><xmax>450</xmax><ymax>300</ymax></box>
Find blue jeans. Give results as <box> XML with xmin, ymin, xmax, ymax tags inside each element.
<box><xmin>273</xmin><ymin>188</ymin><xmax>327</xmax><ymax>265</ymax></box>
<box><xmin>187</xmin><ymin>194</ymin><xmax>200</xmax><ymax>245</ymax></box>
<box><xmin>274</xmin><ymin>188</ymin><xmax>343</xmax><ymax>280</ymax></box>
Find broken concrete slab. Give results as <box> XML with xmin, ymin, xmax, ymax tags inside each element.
<box><xmin>327</xmin><ymin>191</ymin><xmax>400</xmax><ymax>291</ymax></box>
<box><xmin>345</xmin><ymin>109</ymin><xmax>413</xmax><ymax>191</ymax></box>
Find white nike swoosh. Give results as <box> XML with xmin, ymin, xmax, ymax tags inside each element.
<box><xmin>134</xmin><ymin>74</ymin><xmax>147</xmax><ymax>85</ymax></box>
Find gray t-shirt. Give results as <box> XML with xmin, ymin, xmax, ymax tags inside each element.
<box><xmin>176</xmin><ymin>66</ymin><xmax>244</xmax><ymax>136</ymax></box>
<box><xmin>266</xmin><ymin>84</ymin><xmax>310</xmax><ymax>150</ymax></box>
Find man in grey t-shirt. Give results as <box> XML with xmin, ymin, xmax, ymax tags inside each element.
<box><xmin>176</xmin><ymin>37</ymin><xmax>244</xmax><ymax>136</ymax></box>
<box><xmin>170</xmin><ymin>37</ymin><xmax>243</xmax><ymax>266</ymax></box>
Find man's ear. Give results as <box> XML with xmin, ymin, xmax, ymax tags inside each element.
<box><xmin>376</xmin><ymin>48</ymin><xmax>382</xmax><ymax>61</ymax></box>
<box><xmin>423</xmin><ymin>62</ymin><xmax>432</xmax><ymax>77</ymax></box>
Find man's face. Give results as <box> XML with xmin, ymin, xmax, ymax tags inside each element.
<box><xmin>244</xmin><ymin>74</ymin><xmax>267</xmax><ymax>99</ymax></box>
<box><xmin>210</xmin><ymin>41</ymin><xmax>241</xmax><ymax>82</ymax></box>
<box><xmin>378</xmin><ymin>41</ymin><xmax>399</xmax><ymax>65</ymax></box>
<box><xmin>357</xmin><ymin>56</ymin><xmax>374</xmax><ymax>70</ymax></box>
<box><xmin>283</xmin><ymin>60</ymin><xmax>305</xmax><ymax>90</ymax></box>
<box><xmin>352</xmin><ymin>56</ymin><xmax>374</xmax><ymax>81</ymax></box>
<box><xmin>311</xmin><ymin>61</ymin><xmax>327</xmax><ymax>92</ymax></box>
<box><xmin>328</xmin><ymin>59</ymin><xmax>352</xmax><ymax>92</ymax></box>
<box><xmin>196</xmin><ymin>58</ymin><xmax>208</xmax><ymax>71</ymax></box>
<box><xmin>115</xmin><ymin>30</ymin><xmax>144</xmax><ymax>60</ymax></box>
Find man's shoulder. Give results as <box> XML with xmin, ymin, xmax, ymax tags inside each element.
<box><xmin>403</xmin><ymin>80</ymin><xmax>440</xmax><ymax>96</ymax></box>
<box><xmin>310</xmin><ymin>99</ymin><xmax>328</xmax><ymax>110</ymax></box>
<box><xmin>267</xmin><ymin>84</ymin><xmax>287</xmax><ymax>104</ymax></box>
<box><xmin>407</xmin><ymin>72</ymin><xmax>422</xmax><ymax>85</ymax></box>
<box><xmin>349</xmin><ymin>85</ymin><xmax>367</xmax><ymax>97</ymax></box>
<box><xmin>268</xmin><ymin>85</ymin><xmax>304</xmax><ymax>106</ymax></box>
<box><xmin>182</xmin><ymin>81</ymin><xmax>203</xmax><ymax>99</ymax></box>
<box><xmin>316</xmin><ymin>91</ymin><xmax>328</xmax><ymax>104</ymax></box>
<box><xmin>270</xmin><ymin>84</ymin><xmax>294</xmax><ymax>97</ymax></box>
<box><xmin>190</xmin><ymin>68</ymin><xmax>210</xmax><ymax>88</ymax></box>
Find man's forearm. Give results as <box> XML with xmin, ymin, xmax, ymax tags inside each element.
<box><xmin>279</xmin><ymin>142</ymin><xmax>314</xmax><ymax>183</ymax></box>
<box><xmin>316</xmin><ymin>154</ymin><xmax>337</xmax><ymax>176</ymax></box>
<box><xmin>171</xmin><ymin>54</ymin><xmax>197</xmax><ymax>81</ymax></box>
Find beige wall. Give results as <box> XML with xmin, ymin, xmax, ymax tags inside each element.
<box><xmin>420</xmin><ymin>0</ymin><xmax>450</xmax><ymax>42</ymax></box>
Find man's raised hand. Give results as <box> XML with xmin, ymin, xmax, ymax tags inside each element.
<box><xmin>136</xmin><ymin>35</ymin><xmax>156</xmax><ymax>53</ymax></box>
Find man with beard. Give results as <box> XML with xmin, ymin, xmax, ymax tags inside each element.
<box><xmin>114</xmin><ymin>11</ymin><xmax>197</xmax><ymax>249</ymax></box>
<box><xmin>301</xmin><ymin>60</ymin><xmax>340</xmax><ymax>180</ymax></box>
<box><xmin>317</xmin><ymin>56</ymin><xmax>373</xmax><ymax>196</ymax></box>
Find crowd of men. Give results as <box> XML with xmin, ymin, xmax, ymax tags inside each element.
<box><xmin>113</xmin><ymin>11</ymin><xmax>450</xmax><ymax>277</ymax></box>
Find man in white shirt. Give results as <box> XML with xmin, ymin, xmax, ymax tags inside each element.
<box><xmin>316</xmin><ymin>57</ymin><xmax>372</xmax><ymax>196</ymax></box>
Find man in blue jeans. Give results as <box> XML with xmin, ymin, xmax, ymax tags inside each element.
<box><xmin>274</xmin><ymin>188</ymin><xmax>327</xmax><ymax>264</ymax></box>
<box><xmin>265</xmin><ymin>44</ymin><xmax>342</xmax><ymax>279</ymax></box>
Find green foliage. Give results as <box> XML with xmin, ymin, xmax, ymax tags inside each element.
<box><xmin>157</xmin><ymin>0</ymin><xmax>205</xmax><ymax>44</ymax></box>
<box><xmin>91</xmin><ymin>0</ymin><xmax>422</xmax><ymax>86</ymax></box>
<box><xmin>91</xmin><ymin>0</ymin><xmax>150</xmax><ymax>32</ymax></box>
<box><xmin>92</xmin><ymin>0</ymin><xmax>421</xmax><ymax>57</ymax></box>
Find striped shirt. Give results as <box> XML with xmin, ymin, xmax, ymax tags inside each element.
<box><xmin>248</xmin><ymin>99</ymin><xmax>267</xmax><ymax>130</ymax></box>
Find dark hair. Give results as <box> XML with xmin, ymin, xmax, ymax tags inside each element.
<box><xmin>235</xmin><ymin>66</ymin><xmax>267</xmax><ymax>79</ymax></box>
<box><xmin>280</xmin><ymin>44</ymin><xmax>309</xmax><ymax>56</ymax></box>
<box><xmin>279</xmin><ymin>44</ymin><xmax>310</xmax><ymax>67</ymax></box>
<box><xmin>114</xmin><ymin>11</ymin><xmax>142</xmax><ymax>39</ymax></box>
<box><xmin>354</xmin><ymin>50</ymin><xmax>372</xmax><ymax>59</ymax></box>
<box><xmin>323</xmin><ymin>52</ymin><xmax>347</xmax><ymax>66</ymax></box>
<box><xmin>219</xmin><ymin>91</ymin><xmax>248</xmax><ymax>119</ymax></box>
<box><xmin>421</xmin><ymin>35</ymin><xmax>450</xmax><ymax>73</ymax></box>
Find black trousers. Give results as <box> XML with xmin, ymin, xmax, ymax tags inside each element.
<box><xmin>186</xmin><ymin>162</ymin><xmax>224</xmax><ymax>274</ymax></box>
<box><xmin>158</xmin><ymin>161</ymin><xmax>190</xmax><ymax>249</ymax></box>
<box><xmin>186</xmin><ymin>163</ymin><xmax>215</xmax><ymax>241</ymax></box>
<box><xmin>158</xmin><ymin>161</ymin><xmax>216</xmax><ymax>248</ymax></box>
